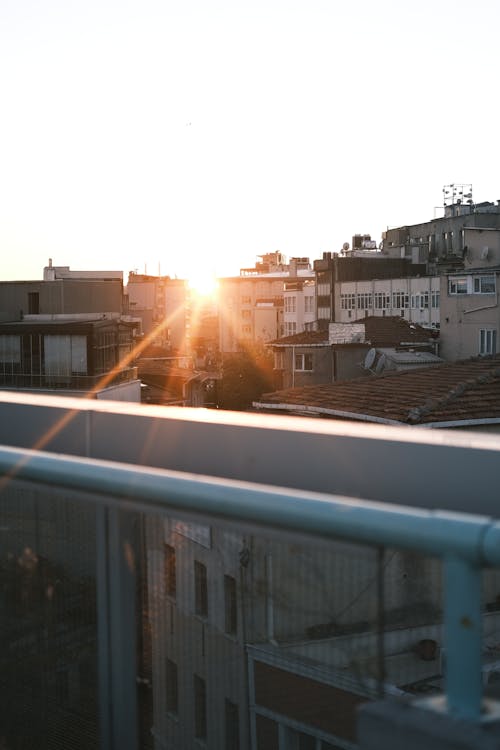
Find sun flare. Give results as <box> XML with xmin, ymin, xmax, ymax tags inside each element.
<box><xmin>188</xmin><ymin>273</ymin><xmax>218</xmax><ymax>298</ymax></box>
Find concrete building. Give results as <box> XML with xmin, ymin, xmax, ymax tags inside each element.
<box><xmin>0</xmin><ymin>276</ymin><xmax>125</xmax><ymax>322</ymax></box>
<box><xmin>382</xmin><ymin>189</ymin><xmax>500</xmax><ymax>271</ymax></box>
<box><xmin>218</xmin><ymin>253</ymin><xmax>314</xmax><ymax>353</ymax></box>
<box><xmin>313</xmin><ymin>253</ymin><xmax>426</xmax><ymax>328</ymax></box>
<box><xmin>335</xmin><ymin>275</ymin><xmax>440</xmax><ymax>328</ymax></box>
<box><xmin>269</xmin><ymin>317</ymin><xmax>439</xmax><ymax>390</ymax></box>
<box><xmin>283</xmin><ymin>277</ymin><xmax>316</xmax><ymax>337</ymax></box>
<box><xmin>127</xmin><ymin>273</ymin><xmax>190</xmax><ymax>354</ymax></box>
<box><xmin>440</xmin><ymin>227</ymin><xmax>500</xmax><ymax>361</ymax></box>
<box><xmin>0</xmin><ymin>318</ymin><xmax>140</xmax><ymax>401</ymax></box>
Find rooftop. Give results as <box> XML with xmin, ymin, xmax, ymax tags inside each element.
<box><xmin>271</xmin><ymin>317</ymin><xmax>436</xmax><ymax>348</ymax></box>
<box><xmin>254</xmin><ymin>356</ymin><xmax>500</xmax><ymax>427</ymax></box>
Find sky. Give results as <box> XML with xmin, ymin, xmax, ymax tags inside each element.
<box><xmin>1</xmin><ymin>0</ymin><xmax>499</xmax><ymax>285</ymax></box>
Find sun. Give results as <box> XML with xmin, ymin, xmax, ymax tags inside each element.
<box><xmin>188</xmin><ymin>273</ymin><xmax>218</xmax><ymax>298</ymax></box>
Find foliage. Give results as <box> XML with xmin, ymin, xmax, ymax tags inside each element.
<box><xmin>218</xmin><ymin>344</ymin><xmax>274</xmax><ymax>411</ymax></box>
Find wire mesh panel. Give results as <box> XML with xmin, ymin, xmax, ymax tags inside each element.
<box><xmin>143</xmin><ymin>514</ymin><xmax>448</xmax><ymax>750</ymax></box>
<box><xmin>0</xmin><ymin>480</ymin><xmax>98</xmax><ymax>750</ymax></box>
<box><xmin>2</xmin><ymin>479</ymin><xmax>500</xmax><ymax>750</ymax></box>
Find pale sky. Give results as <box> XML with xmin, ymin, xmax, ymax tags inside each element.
<box><xmin>1</xmin><ymin>0</ymin><xmax>499</xmax><ymax>285</ymax></box>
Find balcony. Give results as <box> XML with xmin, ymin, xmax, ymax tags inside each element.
<box><xmin>0</xmin><ymin>391</ymin><xmax>500</xmax><ymax>749</ymax></box>
<box><xmin>0</xmin><ymin>366</ymin><xmax>138</xmax><ymax>393</ymax></box>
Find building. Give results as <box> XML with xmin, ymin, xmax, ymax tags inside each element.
<box><xmin>127</xmin><ymin>273</ymin><xmax>190</xmax><ymax>354</ymax></box>
<box><xmin>313</xmin><ymin>253</ymin><xmax>426</xmax><ymax>328</ymax></box>
<box><xmin>440</xmin><ymin>227</ymin><xmax>500</xmax><ymax>361</ymax></box>
<box><xmin>283</xmin><ymin>276</ymin><xmax>316</xmax><ymax>337</ymax></box>
<box><xmin>269</xmin><ymin>317</ymin><xmax>439</xmax><ymax>390</ymax></box>
<box><xmin>383</xmin><ymin>188</ymin><xmax>500</xmax><ymax>270</ymax></box>
<box><xmin>0</xmin><ymin>275</ymin><xmax>125</xmax><ymax>322</ymax></box>
<box><xmin>218</xmin><ymin>253</ymin><xmax>314</xmax><ymax>353</ymax></box>
<box><xmin>335</xmin><ymin>275</ymin><xmax>440</xmax><ymax>328</ymax></box>
<box><xmin>0</xmin><ymin>318</ymin><xmax>140</xmax><ymax>401</ymax></box>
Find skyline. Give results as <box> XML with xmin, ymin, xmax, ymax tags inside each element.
<box><xmin>1</xmin><ymin>0</ymin><xmax>499</xmax><ymax>284</ymax></box>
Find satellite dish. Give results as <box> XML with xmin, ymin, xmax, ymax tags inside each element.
<box><xmin>342</xmin><ymin>242</ymin><xmax>350</xmax><ymax>251</ymax></box>
<box><xmin>375</xmin><ymin>354</ymin><xmax>386</xmax><ymax>374</ymax></box>
<box><xmin>364</xmin><ymin>348</ymin><xmax>376</xmax><ymax>370</ymax></box>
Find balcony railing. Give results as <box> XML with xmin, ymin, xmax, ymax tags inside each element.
<box><xmin>0</xmin><ymin>392</ymin><xmax>500</xmax><ymax>749</ymax></box>
<box><xmin>0</xmin><ymin>366</ymin><xmax>138</xmax><ymax>391</ymax></box>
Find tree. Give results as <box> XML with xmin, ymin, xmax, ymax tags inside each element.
<box><xmin>218</xmin><ymin>344</ymin><xmax>274</xmax><ymax>411</ymax></box>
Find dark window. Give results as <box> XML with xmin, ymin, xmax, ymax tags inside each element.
<box><xmin>194</xmin><ymin>561</ymin><xmax>208</xmax><ymax>617</ymax></box>
<box><xmin>255</xmin><ymin>714</ymin><xmax>279</xmax><ymax>750</ymax></box>
<box><xmin>194</xmin><ymin>674</ymin><xmax>207</xmax><ymax>740</ymax></box>
<box><xmin>224</xmin><ymin>575</ymin><xmax>237</xmax><ymax>635</ymax></box>
<box><xmin>225</xmin><ymin>699</ymin><xmax>239</xmax><ymax>750</ymax></box>
<box><xmin>165</xmin><ymin>544</ymin><xmax>176</xmax><ymax>598</ymax></box>
<box><xmin>166</xmin><ymin>659</ymin><xmax>178</xmax><ymax>714</ymax></box>
<box><xmin>28</xmin><ymin>292</ymin><xmax>39</xmax><ymax>314</ymax></box>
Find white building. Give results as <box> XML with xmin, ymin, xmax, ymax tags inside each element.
<box><xmin>335</xmin><ymin>276</ymin><xmax>440</xmax><ymax>329</ymax></box>
<box><xmin>218</xmin><ymin>254</ymin><xmax>314</xmax><ymax>353</ymax></box>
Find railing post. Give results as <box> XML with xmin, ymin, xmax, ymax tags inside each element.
<box><xmin>444</xmin><ymin>556</ymin><xmax>483</xmax><ymax>721</ymax></box>
<box><xmin>97</xmin><ymin>507</ymin><xmax>138</xmax><ymax>750</ymax></box>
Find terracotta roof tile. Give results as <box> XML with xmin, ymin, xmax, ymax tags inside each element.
<box><xmin>256</xmin><ymin>356</ymin><xmax>500</xmax><ymax>426</ymax></box>
<box><xmin>271</xmin><ymin>317</ymin><xmax>436</xmax><ymax>347</ymax></box>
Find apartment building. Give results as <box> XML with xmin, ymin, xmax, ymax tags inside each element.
<box><xmin>313</xmin><ymin>253</ymin><xmax>426</xmax><ymax>328</ymax></box>
<box><xmin>440</xmin><ymin>227</ymin><xmax>500</xmax><ymax>361</ymax></box>
<box><xmin>127</xmin><ymin>273</ymin><xmax>190</xmax><ymax>353</ymax></box>
<box><xmin>335</xmin><ymin>276</ymin><xmax>440</xmax><ymax>328</ymax></box>
<box><xmin>218</xmin><ymin>253</ymin><xmax>314</xmax><ymax>353</ymax></box>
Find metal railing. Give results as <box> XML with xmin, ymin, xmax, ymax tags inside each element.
<box><xmin>1</xmin><ymin>443</ymin><xmax>500</xmax><ymax>740</ymax></box>
<box><xmin>1</xmin><ymin>393</ymin><xmax>500</xmax><ymax>749</ymax></box>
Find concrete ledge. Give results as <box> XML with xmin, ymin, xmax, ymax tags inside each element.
<box><xmin>358</xmin><ymin>699</ymin><xmax>500</xmax><ymax>750</ymax></box>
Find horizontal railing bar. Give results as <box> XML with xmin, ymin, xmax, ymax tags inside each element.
<box><xmin>1</xmin><ymin>444</ymin><xmax>500</xmax><ymax>567</ymax></box>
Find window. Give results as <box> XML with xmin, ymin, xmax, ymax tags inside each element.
<box><xmin>285</xmin><ymin>322</ymin><xmax>297</xmax><ymax>336</ymax></box>
<box><xmin>194</xmin><ymin>561</ymin><xmax>208</xmax><ymax>617</ymax></box>
<box><xmin>340</xmin><ymin>293</ymin><xmax>355</xmax><ymax>310</ymax></box>
<box><xmin>241</xmin><ymin>325</ymin><xmax>252</xmax><ymax>335</ymax></box>
<box><xmin>449</xmin><ymin>277</ymin><xmax>468</xmax><ymax>295</ymax></box>
<box><xmin>164</xmin><ymin>544</ymin><xmax>176</xmax><ymax>598</ymax></box>
<box><xmin>374</xmin><ymin>292</ymin><xmax>390</xmax><ymax>310</ymax></box>
<box><xmin>357</xmin><ymin>293</ymin><xmax>372</xmax><ymax>310</ymax></box>
<box><xmin>479</xmin><ymin>329</ymin><xmax>497</xmax><ymax>356</ymax></box>
<box><xmin>431</xmin><ymin>291</ymin><xmax>440</xmax><ymax>309</ymax></box>
<box><xmin>474</xmin><ymin>275</ymin><xmax>496</xmax><ymax>294</ymax></box>
<box><xmin>304</xmin><ymin>295</ymin><xmax>315</xmax><ymax>314</ymax></box>
<box><xmin>241</xmin><ymin>309</ymin><xmax>252</xmax><ymax>319</ymax></box>
<box><xmin>225</xmin><ymin>699</ymin><xmax>239</xmax><ymax>750</ymax></box>
<box><xmin>274</xmin><ymin>351</ymin><xmax>284</xmax><ymax>370</ymax></box>
<box><xmin>284</xmin><ymin>296</ymin><xmax>297</xmax><ymax>313</ymax></box>
<box><xmin>28</xmin><ymin>291</ymin><xmax>39</xmax><ymax>314</ymax></box>
<box><xmin>224</xmin><ymin>575</ymin><xmax>237</xmax><ymax>635</ymax></box>
<box><xmin>241</xmin><ymin>295</ymin><xmax>251</xmax><ymax>304</ymax></box>
<box><xmin>392</xmin><ymin>291</ymin><xmax>406</xmax><ymax>309</ymax></box>
<box><xmin>194</xmin><ymin>675</ymin><xmax>207</xmax><ymax>740</ymax></box>
<box><xmin>166</xmin><ymin>659</ymin><xmax>178</xmax><ymax>715</ymax></box>
<box><xmin>294</xmin><ymin>353</ymin><xmax>313</xmax><ymax>371</ymax></box>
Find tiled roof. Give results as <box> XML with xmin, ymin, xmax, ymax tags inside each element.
<box><xmin>271</xmin><ymin>330</ymin><xmax>329</xmax><ymax>345</ymax></box>
<box><xmin>271</xmin><ymin>317</ymin><xmax>435</xmax><ymax>347</ymax></box>
<box><xmin>255</xmin><ymin>356</ymin><xmax>500</xmax><ymax>426</ymax></box>
<box><xmin>360</xmin><ymin>317</ymin><xmax>436</xmax><ymax>346</ymax></box>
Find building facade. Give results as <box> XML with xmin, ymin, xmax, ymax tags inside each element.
<box><xmin>218</xmin><ymin>254</ymin><xmax>314</xmax><ymax>353</ymax></box>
